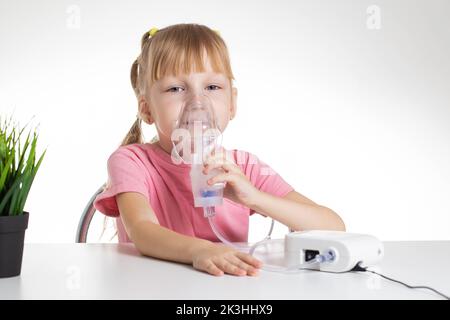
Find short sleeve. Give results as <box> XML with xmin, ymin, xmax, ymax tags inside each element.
<box><xmin>93</xmin><ymin>146</ymin><xmax>150</xmax><ymax>217</ymax></box>
<box><xmin>235</xmin><ymin>150</ymin><xmax>295</xmax><ymax>216</ymax></box>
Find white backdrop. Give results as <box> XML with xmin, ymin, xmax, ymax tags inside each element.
<box><xmin>1</xmin><ymin>0</ymin><xmax>449</xmax><ymax>242</ymax></box>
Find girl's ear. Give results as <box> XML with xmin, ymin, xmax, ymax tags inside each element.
<box><xmin>138</xmin><ymin>96</ymin><xmax>154</xmax><ymax>125</ymax></box>
<box><xmin>230</xmin><ymin>87</ymin><xmax>238</xmax><ymax>120</ymax></box>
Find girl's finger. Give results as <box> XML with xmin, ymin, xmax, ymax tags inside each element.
<box><xmin>225</xmin><ymin>255</ymin><xmax>259</xmax><ymax>275</ymax></box>
<box><xmin>207</xmin><ymin>173</ymin><xmax>237</xmax><ymax>186</ymax></box>
<box><xmin>207</xmin><ymin>148</ymin><xmax>231</xmax><ymax>161</ymax></box>
<box><xmin>236</xmin><ymin>252</ymin><xmax>263</xmax><ymax>269</ymax></box>
<box><xmin>215</xmin><ymin>259</ymin><xmax>246</xmax><ymax>276</ymax></box>
<box><xmin>203</xmin><ymin>161</ymin><xmax>240</xmax><ymax>175</ymax></box>
<box><xmin>204</xmin><ymin>261</ymin><xmax>224</xmax><ymax>276</ymax></box>
<box><xmin>205</xmin><ymin>152</ymin><xmax>239</xmax><ymax>171</ymax></box>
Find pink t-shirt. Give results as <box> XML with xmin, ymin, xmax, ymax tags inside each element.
<box><xmin>93</xmin><ymin>142</ymin><xmax>294</xmax><ymax>243</ymax></box>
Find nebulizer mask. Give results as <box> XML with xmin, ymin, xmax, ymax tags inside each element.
<box><xmin>170</xmin><ymin>93</ymin><xmax>225</xmax><ymax>206</ymax></box>
<box><xmin>169</xmin><ymin>94</ymin><xmax>384</xmax><ymax>274</ymax></box>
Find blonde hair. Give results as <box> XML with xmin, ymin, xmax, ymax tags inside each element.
<box><xmin>121</xmin><ymin>23</ymin><xmax>235</xmax><ymax>146</ymax></box>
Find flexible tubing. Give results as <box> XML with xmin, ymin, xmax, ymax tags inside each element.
<box><xmin>204</xmin><ymin>207</ymin><xmax>321</xmax><ymax>273</ymax></box>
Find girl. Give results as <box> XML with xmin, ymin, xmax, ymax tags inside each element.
<box><xmin>93</xmin><ymin>23</ymin><xmax>345</xmax><ymax>277</ymax></box>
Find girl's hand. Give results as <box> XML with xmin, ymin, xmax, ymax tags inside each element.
<box><xmin>203</xmin><ymin>150</ymin><xmax>262</xmax><ymax>209</ymax></box>
<box><xmin>192</xmin><ymin>242</ymin><xmax>262</xmax><ymax>276</ymax></box>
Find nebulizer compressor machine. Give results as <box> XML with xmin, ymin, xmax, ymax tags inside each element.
<box><xmin>168</xmin><ymin>93</ymin><xmax>385</xmax><ymax>275</ymax></box>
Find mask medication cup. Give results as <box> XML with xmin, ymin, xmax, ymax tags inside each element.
<box><xmin>190</xmin><ymin>145</ymin><xmax>224</xmax><ymax>208</ymax></box>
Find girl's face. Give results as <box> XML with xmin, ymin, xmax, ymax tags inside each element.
<box><xmin>139</xmin><ymin>57</ymin><xmax>237</xmax><ymax>153</ymax></box>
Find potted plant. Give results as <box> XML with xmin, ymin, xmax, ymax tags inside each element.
<box><xmin>0</xmin><ymin>116</ymin><xmax>46</xmax><ymax>278</ymax></box>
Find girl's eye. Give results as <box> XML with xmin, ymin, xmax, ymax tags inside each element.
<box><xmin>207</xmin><ymin>85</ymin><xmax>221</xmax><ymax>90</ymax></box>
<box><xmin>167</xmin><ymin>87</ymin><xmax>184</xmax><ymax>93</ymax></box>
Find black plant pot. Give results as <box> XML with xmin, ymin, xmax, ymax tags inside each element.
<box><xmin>0</xmin><ymin>211</ymin><xmax>29</xmax><ymax>278</ymax></box>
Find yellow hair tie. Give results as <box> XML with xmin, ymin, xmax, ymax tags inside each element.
<box><xmin>213</xmin><ymin>29</ymin><xmax>220</xmax><ymax>36</ymax></box>
<box><xmin>148</xmin><ymin>27</ymin><xmax>158</xmax><ymax>37</ymax></box>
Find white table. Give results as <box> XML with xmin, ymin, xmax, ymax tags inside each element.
<box><xmin>0</xmin><ymin>242</ymin><xmax>448</xmax><ymax>299</ymax></box>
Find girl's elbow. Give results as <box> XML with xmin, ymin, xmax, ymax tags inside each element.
<box><xmin>337</xmin><ymin>219</ymin><xmax>346</xmax><ymax>231</ymax></box>
<box><xmin>323</xmin><ymin>207</ymin><xmax>346</xmax><ymax>231</ymax></box>
<box><xmin>333</xmin><ymin>212</ymin><xmax>346</xmax><ymax>231</ymax></box>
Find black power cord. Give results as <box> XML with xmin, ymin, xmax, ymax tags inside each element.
<box><xmin>351</xmin><ymin>264</ymin><xmax>450</xmax><ymax>300</ymax></box>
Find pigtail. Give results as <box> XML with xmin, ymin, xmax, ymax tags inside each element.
<box><xmin>121</xmin><ymin>29</ymin><xmax>155</xmax><ymax>147</ymax></box>
<box><xmin>130</xmin><ymin>58</ymin><xmax>140</xmax><ymax>97</ymax></box>
<box><xmin>121</xmin><ymin>57</ymin><xmax>143</xmax><ymax>146</ymax></box>
<box><xmin>120</xmin><ymin>116</ymin><xmax>143</xmax><ymax>146</ymax></box>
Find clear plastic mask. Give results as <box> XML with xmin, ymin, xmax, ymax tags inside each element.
<box><xmin>169</xmin><ymin>94</ymin><xmax>224</xmax><ymax>207</ymax></box>
<box><xmin>170</xmin><ymin>94</ymin><xmax>222</xmax><ymax>165</ymax></box>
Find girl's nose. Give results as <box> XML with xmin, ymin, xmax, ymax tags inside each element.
<box><xmin>185</xmin><ymin>93</ymin><xmax>210</xmax><ymax>108</ymax></box>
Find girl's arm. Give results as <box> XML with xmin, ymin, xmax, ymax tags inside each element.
<box><xmin>204</xmin><ymin>154</ymin><xmax>346</xmax><ymax>232</ymax></box>
<box><xmin>251</xmin><ymin>190</ymin><xmax>346</xmax><ymax>232</ymax></box>
<box><xmin>116</xmin><ymin>192</ymin><xmax>262</xmax><ymax>276</ymax></box>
